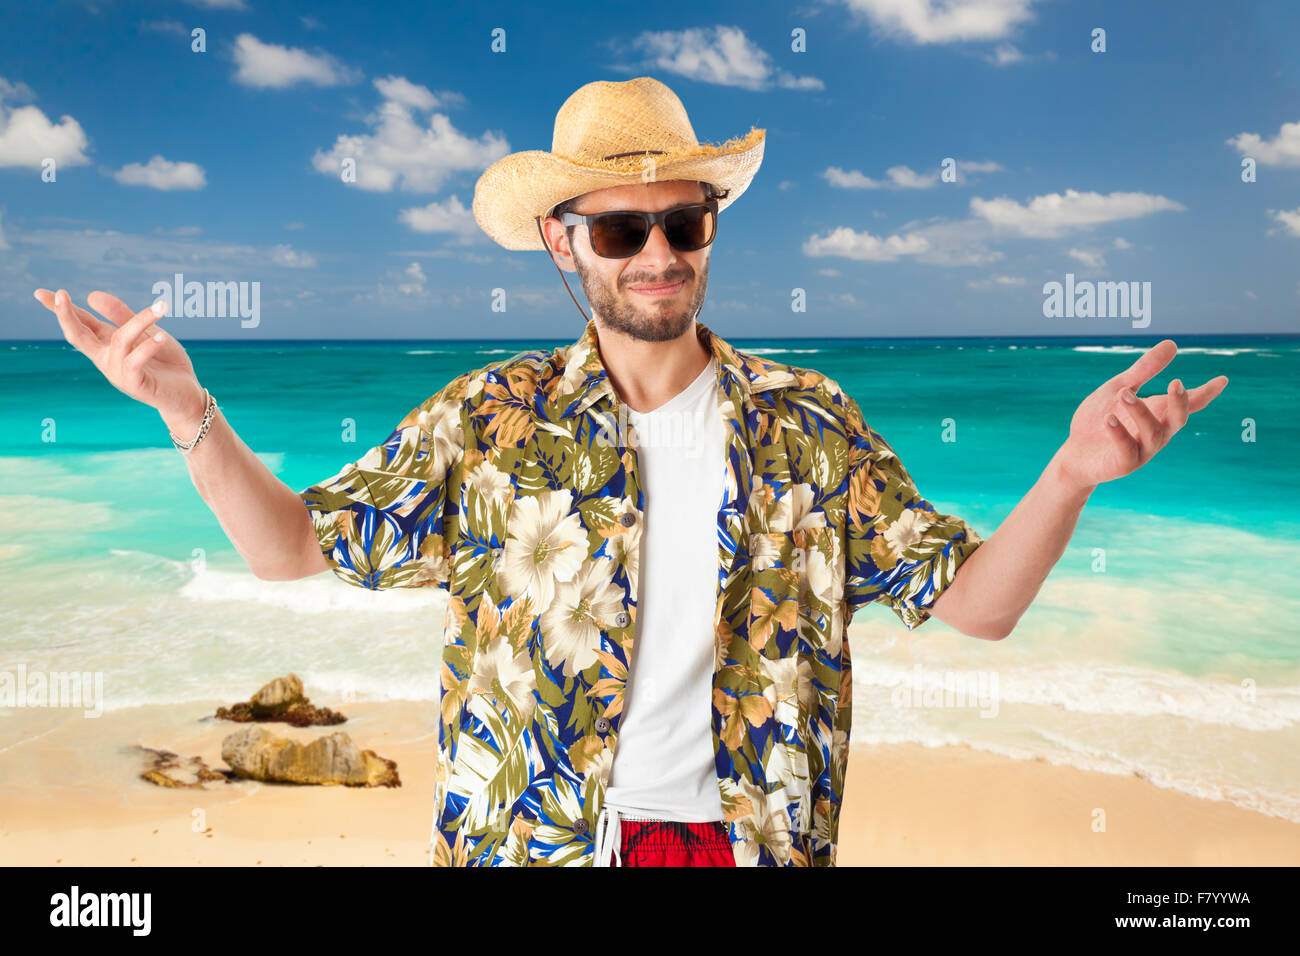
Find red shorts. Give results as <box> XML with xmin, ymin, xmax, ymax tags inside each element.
<box><xmin>615</xmin><ymin>818</ymin><xmax>736</xmax><ymax>867</ymax></box>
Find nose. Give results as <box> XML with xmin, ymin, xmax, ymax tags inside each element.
<box><xmin>631</xmin><ymin>221</ymin><xmax>678</xmax><ymax>272</ymax></box>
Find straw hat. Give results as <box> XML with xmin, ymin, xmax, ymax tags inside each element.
<box><xmin>472</xmin><ymin>76</ymin><xmax>766</xmax><ymax>251</ymax></box>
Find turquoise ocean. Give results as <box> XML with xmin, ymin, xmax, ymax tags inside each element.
<box><xmin>1</xmin><ymin>333</ymin><xmax>1297</xmax><ymax>821</ymax></box>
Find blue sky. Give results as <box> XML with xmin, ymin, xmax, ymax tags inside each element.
<box><xmin>1</xmin><ymin>0</ymin><xmax>1297</xmax><ymax>340</ymax></box>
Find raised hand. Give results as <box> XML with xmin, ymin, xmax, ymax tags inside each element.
<box><xmin>34</xmin><ymin>288</ymin><xmax>206</xmax><ymax>423</ymax></box>
<box><xmin>1056</xmin><ymin>339</ymin><xmax>1228</xmax><ymax>490</ymax></box>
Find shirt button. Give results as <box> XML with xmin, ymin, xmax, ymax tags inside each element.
<box><xmin>595</xmin><ymin>716</ymin><xmax>610</xmax><ymax>734</ymax></box>
<box><xmin>490</xmin><ymin>547</ymin><xmax>503</xmax><ymax>559</ymax></box>
<box><xmin>619</xmin><ymin>512</ymin><xmax>636</xmax><ymax>527</ymax></box>
<box><xmin>614</xmin><ymin>611</ymin><xmax>630</xmax><ymax>628</ymax></box>
<box><xmin>574</xmin><ymin>818</ymin><xmax>589</xmax><ymax>834</ymax></box>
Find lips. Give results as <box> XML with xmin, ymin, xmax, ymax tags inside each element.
<box><xmin>629</xmin><ymin>280</ymin><xmax>685</xmax><ymax>295</ymax></box>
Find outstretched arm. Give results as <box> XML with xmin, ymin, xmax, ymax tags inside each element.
<box><xmin>35</xmin><ymin>288</ymin><xmax>329</xmax><ymax>581</ymax></box>
<box><xmin>929</xmin><ymin>339</ymin><xmax>1228</xmax><ymax>640</ymax></box>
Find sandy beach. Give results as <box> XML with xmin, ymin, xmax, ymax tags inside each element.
<box><xmin>3</xmin><ymin>692</ymin><xmax>1298</xmax><ymax>867</ymax></box>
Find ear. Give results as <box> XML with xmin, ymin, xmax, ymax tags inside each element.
<box><xmin>538</xmin><ymin>216</ymin><xmax>578</xmax><ymax>272</ymax></box>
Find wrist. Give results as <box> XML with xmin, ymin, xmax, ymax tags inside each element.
<box><xmin>160</xmin><ymin>384</ymin><xmax>209</xmax><ymax>437</ymax></box>
<box><xmin>1047</xmin><ymin>446</ymin><xmax>1097</xmax><ymax>499</ymax></box>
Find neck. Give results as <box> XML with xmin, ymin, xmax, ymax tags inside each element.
<box><xmin>593</xmin><ymin>318</ymin><xmax>713</xmax><ymax>414</ymax></box>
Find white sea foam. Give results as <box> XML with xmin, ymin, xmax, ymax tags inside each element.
<box><xmin>0</xmin><ymin>495</ymin><xmax>117</xmax><ymax>532</ymax></box>
<box><xmin>857</xmin><ymin>659</ymin><xmax>1300</xmax><ymax>732</ymax></box>
<box><xmin>178</xmin><ymin>566</ymin><xmax>444</xmax><ymax>615</ymax></box>
<box><xmin>1072</xmin><ymin>345</ymin><xmax>1268</xmax><ymax>356</ymax></box>
<box><xmin>0</xmin><ymin>670</ymin><xmax>439</xmax><ymax>715</ymax></box>
<box><xmin>404</xmin><ymin>349</ymin><xmax>451</xmax><ymax>355</ymax></box>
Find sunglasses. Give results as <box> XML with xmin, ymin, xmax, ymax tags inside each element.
<box><xmin>557</xmin><ymin>200</ymin><xmax>719</xmax><ymax>259</ymax></box>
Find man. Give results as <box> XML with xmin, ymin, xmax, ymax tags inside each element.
<box><xmin>35</xmin><ymin>76</ymin><xmax>1227</xmax><ymax>868</ymax></box>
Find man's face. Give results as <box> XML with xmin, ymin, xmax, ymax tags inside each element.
<box><xmin>546</xmin><ymin>179</ymin><xmax>712</xmax><ymax>343</ymax></box>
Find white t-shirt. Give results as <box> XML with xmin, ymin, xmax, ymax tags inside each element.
<box><xmin>603</xmin><ymin>354</ymin><xmax>727</xmax><ymax>822</ymax></box>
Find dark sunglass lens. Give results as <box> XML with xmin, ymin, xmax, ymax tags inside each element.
<box><xmin>665</xmin><ymin>205</ymin><xmax>714</xmax><ymax>250</ymax></box>
<box><xmin>591</xmin><ymin>212</ymin><xmax>648</xmax><ymax>257</ymax></box>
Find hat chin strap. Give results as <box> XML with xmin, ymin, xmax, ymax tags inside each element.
<box><xmin>537</xmin><ymin>215</ymin><xmax>591</xmax><ymax>324</ymax></box>
<box><xmin>534</xmin><ymin>215</ymin><xmax>705</xmax><ymax>327</ymax></box>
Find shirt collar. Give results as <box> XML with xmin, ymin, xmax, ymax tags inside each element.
<box><xmin>555</xmin><ymin>316</ymin><xmax>793</xmax><ymax>418</ymax></box>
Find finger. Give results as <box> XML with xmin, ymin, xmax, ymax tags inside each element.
<box><xmin>35</xmin><ymin>289</ymin><xmax>114</xmax><ymax>348</ymax></box>
<box><xmin>108</xmin><ymin>298</ymin><xmax>169</xmax><ymax>371</ymax></box>
<box><xmin>47</xmin><ymin>289</ymin><xmax>106</xmax><ymax>362</ymax></box>
<box><xmin>1165</xmin><ymin>379</ymin><xmax>1190</xmax><ymax>434</ymax></box>
<box><xmin>1185</xmin><ymin>375</ymin><xmax>1229</xmax><ymax>414</ymax></box>
<box><xmin>87</xmin><ymin>290</ymin><xmax>149</xmax><ymax>327</ymax></box>
<box><xmin>1113</xmin><ymin>385</ymin><xmax>1166</xmax><ymax>456</ymax></box>
<box><xmin>1114</xmin><ymin>339</ymin><xmax>1177</xmax><ymax>391</ymax></box>
<box><xmin>1104</xmin><ymin>410</ymin><xmax>1141</xmax><ymax>470</ymax></box>
<box><xmin>123</xmin><ymin>327</ymin><xmax>168</xmax><ymax>381</ymax></box>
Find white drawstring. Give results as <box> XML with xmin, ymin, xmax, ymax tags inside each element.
<box><xmin>594</xmin><ymin>804</ymin><xmax>623</xmax><ymax>867</ymax></box>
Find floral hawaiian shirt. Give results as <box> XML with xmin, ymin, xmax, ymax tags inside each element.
<box><xmin>298</xmin><ymin>317</ymin><xmax>984</xmax><ymax>867</ymax></box>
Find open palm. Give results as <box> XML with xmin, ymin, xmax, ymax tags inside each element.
<box><xmin>34</xmin><ymin>288</ymin><xmax>200</xmax><ymax>416</ymax></box>
<box><xmin>1058</xmin><ymin>339</ymin><xmax>1229</xmax><ymax>489</ymax></box>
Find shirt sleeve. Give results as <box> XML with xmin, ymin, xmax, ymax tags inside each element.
<box><xmin>297</xmin><ymin>373</ymin><xmax>471</xmax><ymax>590</ymax></box>
<box><xmin>841</xmin><ymin>395</ymin><xmax>984</xmax><ymax>630</ymax></box>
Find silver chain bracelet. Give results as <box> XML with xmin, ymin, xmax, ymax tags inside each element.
<box><xmin>169</xmin><ymin>388</ymin><xmax>217</xmax><ymax>453</ymax></box>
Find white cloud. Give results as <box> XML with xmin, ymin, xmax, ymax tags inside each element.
<box><xmin>311</xmin><ymin>81</ymin><xmax>508</xmax><ymax>192</ymax></box>
<box><xmin>1067</xmin><ymin>247</ymin><xmax>1106</xmax><ymax>269</ymax></box>
<box><xmin>1244</xmin><ymin>290</ymin><xmax>1257</xmax><ymax>299</ymax></box>
<box><xmin>817</xmin><ymin>268</ymin><xmax>841</xmax><ymax>277</ymax></box>
<box><xmin>141</xmin><ymin>19</ymin><xmax>189</xmax><ymax>37</ymax></box>
<box><xmin>373</xmin><ymin>75</ymin><xmax>439</xmax><ymax>112</ymax></box>
<box><xmin>889</xmin><ymin>216</ymin><xmax>1005</xmax><ymax>266</ymax></box>
<box><xmin>804</xmin><ymin>187</ymin><xmax>1176</xmax><ymax>271</ymax></box>
<box><xmin>271</xmin><ymin>244</ymin><xmax>317</xmax><ymax>268</ymax></box>
<box><xmin>359</xmin><ymin>262</ymin><xmax>439</xmax><ymax>305</ymax></box>
<box><xmin>412</xmin><ymin>249</ymin><xmax>498</xmax><ymax>265</ymax></box>
<box><xmin>1226</xmin><ymin>120</ymin><xmax>1300</xmax><ymax>167</ymax></box>
<box><xmin>841</xmin><ymin>0</ymin><xmax>1040</xmax><ymax>44</ymax></box>
<box><xmin>0</xmin><ymin>209</ymin><xmax>8</xmax><ymax>252</ymax></box>
<box><xmin>0</xmin><ymin>79</ymin><xmax>91</xmax><ymax>169</ymax></box>
<box><xmin>967</xmin><ymin>274</ymin><xmax>1026</xmax><ymax>289</ymax></box>
<box><xmin>825</xmin><ymin>159</ymin><xmax>1001</xmax><ymax>189</ymax></box>
<box><xmin>982</xmin><ymin>44</ymin><xmax>1056</xmax><ymax>67</ymax></box>
<box><xmin>0</xmin><ymin>78</ymin><xmax>36</xmax><ymax>102</ymax></box>
<box><xmin>111</xmin><ymin>155</ymin><xmax>206</xmax><ymax>190</ymax></box>
<box><xmin>231</xmin><ymin>33</ymin><xmax>362</xmax><ymax>89</ymax></box>
<box><xmin>632</xmin><ymin>26</ymin><xmax>823</xmax><ymax>90</ymax></box>
<box><xmin>986</xmin><ymin>43</ymin><xmax>1025</xmax><ymax>65</ymax></box>
<box><xmin>970</xmin><ymin>188</ymin><xmax>1185</xmax><ymax>237</ymax></box>
<box><xmin>14</xmin><ymin>226</ymin><xmax>316</xmax><ymax>277</ymax></box>
<box><xmin>1113</xmin><ymin>236</ymin><xmax>1133</xmax><ymax>249</ymax></box>
<box><xmin>824</xmin><ymin>164</ymin><xmax>936</xmax><ymax>189</ymax></box>
<box><xmin>184</xmin><ymin>0</ymin><xmax>249</xmax><ymax>8</ymax></box>
<box><xmin>803</xmin><ymin>226</ymin><xmax>930</xmax><ymax>261</ymax></box>
<box><xmin>1268</xmin><ymin>206</ymin><xmax>1300</xmax><ymax>237</ymax></box>
<box><xmin>398</xmin><ymin>194</ymin><xmax>478</xmax><ymax>235</ymax></box>
<box><xmin>397</xmin><ymin>261</ymin><xmax>427</xmax><ymax>294</ymax></box>
<box><xmin>955</xmin><ymin>159</ymin><xmax>1004</xmax><ymax>174</ymax></box>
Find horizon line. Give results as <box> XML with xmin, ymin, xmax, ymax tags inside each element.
<box><xmin>5</xmin><ymin>331</ymin><xmax>1298</xmax><ymax>344</ymax></box>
